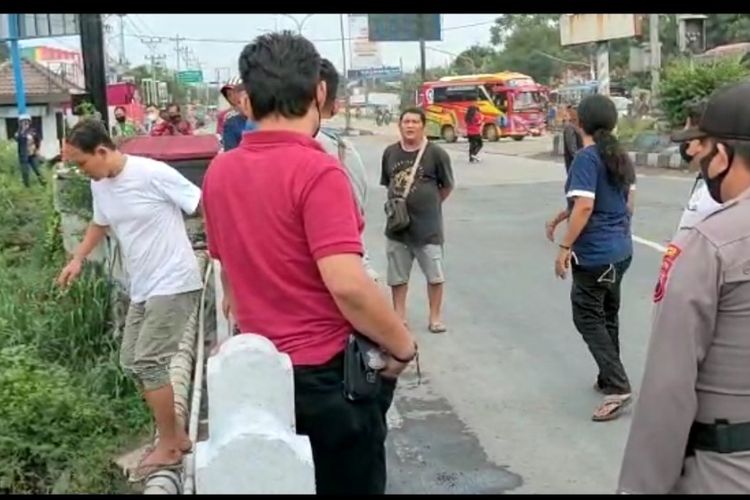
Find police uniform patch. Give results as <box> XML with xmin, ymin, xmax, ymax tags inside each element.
<box><xmin>653</xmin><ymin>244</ymin><xmax>682</xmax><ymax>303</ymax></box>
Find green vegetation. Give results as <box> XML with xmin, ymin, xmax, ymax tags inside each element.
<box><xmin>659</xmin><ymin>57</ymin><xmax>750</xmax><ymax>127</ymax></box>
<box><xmin>0</xmin><ymin>140</ymin><xmax>150</xmax><ymax>493</ymax></box>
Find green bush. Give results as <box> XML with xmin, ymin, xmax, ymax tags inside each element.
<box><xmin>0</xmin><ymin>140</ymin><xmax>150</xmax><ymax>493</ymax></box>
<box><xmin>660</xmin><ymin>57</ymin><xmax>750</xmax><ymax>127</ymax></box>
<box><xmin>0</xmin><ymin>345</ymin><xmax>126</xmax><ymax>493</ymax></box>
<box><xmin>616</xmin><ymin>116</ymin><xmax>658</xmax><ymax>144</ymax></box>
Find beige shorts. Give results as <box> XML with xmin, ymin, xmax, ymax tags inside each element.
<box><xmin>386</xmin><ymin>239</ymin><xmax>445</xmax><ymax>287</ymax></box>
<box><xmin>120</xmin><ymin>290</ymin><xmax>200</xmax><ymax>391</ymax></box>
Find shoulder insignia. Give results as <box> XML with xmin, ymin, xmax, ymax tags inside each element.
<box><xmin>653</xmin><ymin>244</ymin><xmax>682</xmax><ymax>303</ymax></box>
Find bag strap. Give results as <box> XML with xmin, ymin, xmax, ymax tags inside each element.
<box><xmin>401</xmin><ymin>140</ymin><xmax>428</xmax><ymax>198</ymax></box>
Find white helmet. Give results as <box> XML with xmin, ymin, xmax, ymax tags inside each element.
<box><xmin>19</xmin><ymin>113</ymin><xmax>31</xmax><ymax>121</ymax></box>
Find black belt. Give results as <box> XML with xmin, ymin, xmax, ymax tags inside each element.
<box><xmin>687</xmin><ymin>419</ymin><xmax>750</xmax><ymax>455</ymax></box>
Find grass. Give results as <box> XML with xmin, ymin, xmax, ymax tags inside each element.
<box><xmin>0</xmin><ymin>141</ymin><xmax>151</xmax><ymax>493</ymax></box>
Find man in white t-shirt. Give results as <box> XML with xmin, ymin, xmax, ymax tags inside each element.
<box><xmin>673</xmin><ymin>99</ymin><xmax>722</xmax><ymax>235</ymax></box>
<box><xmin>56</xmin><ymin>118</ymin><xmax>202</xmax><ymax>480</ymax></box>
<box><xmin>316</xmin><ymin>59</ymin><xmax>378</xmax><ymax>280</ymax></box>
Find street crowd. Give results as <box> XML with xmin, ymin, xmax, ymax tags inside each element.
<box><xmin>49</xmin><ymin>29</ymin><xmax>750</xmax><ymax>494</ymax></box>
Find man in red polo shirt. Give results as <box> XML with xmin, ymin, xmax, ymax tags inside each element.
<box><xmin>201</xmin><ymin>32</ymin><xmax>416</xmax><ymax>495</ymax></box>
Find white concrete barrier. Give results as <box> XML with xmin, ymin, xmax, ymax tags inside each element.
<box><xmin>212</xmin><ymin>259</ymin><xmax>232</xmax><ymax>346</ymax></box>
<box><xmin>195</xmin><ymin>334</ymin><xmax>315</xmax><ymax>494</ymax></box>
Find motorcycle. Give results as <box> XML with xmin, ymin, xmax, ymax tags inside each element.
<box><xmin>375</xmin><ymin>108</ymin><xmax>392</xmax><ymax>126</ymax></box>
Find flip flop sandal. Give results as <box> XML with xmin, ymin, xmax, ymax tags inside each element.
<box><xmin>591</xmin><ymin>394</ymin><xmax>632</xmax><ymax>422</ymax></box>
<box><xmin>140</xmin><ymin>440</ymin><xmax>193</xmax><ymax>457</ymax></box>
<box><xmin>129</xmin><ymin>461</ymin><xmax>183</xmax><ymax>483</ymax></box>
<box><xmin>428</xmin><ymin>322</ymin><xmax>447</xmax><ymax>334</ymax></box>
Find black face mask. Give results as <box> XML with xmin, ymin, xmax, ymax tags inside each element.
<box><xmin>679</xmin><ymin>142</ymin><xmax>693</xmax><ymax>164</ymax></box>
<box><xmin>699</xmin><ymin>145</ymin><xmax>732</xmax><ymax>204</ymax></box>
<box><xmin>115</xmin><ymin>116</ymin><xmax>126</xmax><ymax>123</ymax></box>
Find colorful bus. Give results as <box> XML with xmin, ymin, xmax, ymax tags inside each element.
<box><xmin>417</xmin><ymin>72</ymin><xmax>547</xmax><ymax>142</ymax></box>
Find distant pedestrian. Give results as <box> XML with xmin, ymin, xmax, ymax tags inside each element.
<box><xmin>111</xmin><ymin>106</ymin><xmax>141</xmax><ymax>138</ymax></box>
<box><xmin>562</xmin><ymin>105</ymin><xmax>583</xmax><ymax>173</ymax></box>
<box><xmin>673</xmin><ymin>98</ymin><xmax>722</xmax><ymax>236</ymax></box>
<box><xmin>150</xmin><ymin>103</ymin><xmax>193</xmax><ymax>136</ymax></box>
<box><xmin>546</xmin><ymin>94</ymin><xmax>636</xmax><ymax>422</ymax></box>
<box><xmin>381</xmin><ymin>107</ymin><xmax>454</xmax><ymax>333</ymax></box>
<box><xmin>217</xmin><ymin>77</ymin><xmax>247</xmax><ymax>151</ymax></box>
<box><xmin>14</xmin><ymin>114</ymin><xmax>45</xmax><ymax>187</ymax></box>
<box><xmin>465</xmin><ymin>105</ymin><xmax>483</xmax><ymax>163</ymax></box>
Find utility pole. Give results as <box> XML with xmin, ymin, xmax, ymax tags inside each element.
<box><xmin>174</xmin><ymin>34</ymin><xmax>182</xmax><ymax>72</ymax></box>
<box><xmin>596</xmin><ymin>42</ymin><xmax>610</xmax><ymax>95</ymax></box>
<box><xmin>79</xmin><ymin>14</ymin><xmax>109</xmax><ymax>129</ymax></box>
<box><xmin>339</xmin><ymin>14</ymin><xmax>351</xmax><ymax>134</ymax></box>
<box><xmin>649</xmin><ymin>14</ymin><xmax>661</xmax><ymax>107</ymax></box>
<box><xmin>417</xmin><ymin>14</ymin><xmax>427</xmax><ymax>81</ymax></box>
<box><xmin>117</xmin><ymin>14</ymin><xmax>126</xmax><ymax>66</ymax></box>
<box><xmin>7</xmin><ymin>14</ymin><xmax>27</xmax><ymax>116</ymax></box>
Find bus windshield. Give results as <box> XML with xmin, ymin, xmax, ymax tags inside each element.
<box><xmin>512</xmin><ymin>91</ymin><xmax>543</xmax><ymax>111</ymax></box>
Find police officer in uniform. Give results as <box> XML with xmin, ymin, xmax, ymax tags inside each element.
<box><xmin>618</xmin><ymin>81</ymin><xmax>750</xmax><ymax>493</ymax></box>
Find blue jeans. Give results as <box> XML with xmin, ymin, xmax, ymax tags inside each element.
<box><xmin>19</xmin><ymin>155</ymin><xmax>44</xmax><ymax>187</ymax></box>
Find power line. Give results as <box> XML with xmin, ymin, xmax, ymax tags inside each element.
<box><xmin>120</xmin><ymin>19</ymin><xmax>498</xmax><ymax>46</ymax></box>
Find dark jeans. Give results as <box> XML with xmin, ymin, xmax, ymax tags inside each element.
<box><xmin>19</xmin><ymin>155</ymin><xmax>44</xmax><ymax>187</ymax></box>
<box><xmin>293</xmin><ymin>351</ymin><xmax>397</xmax><ymax>495</ymax></box>
<box><xmin>571</xmin><ymin>256</ymin><xmax>632</xmax><ymax>395</ymax></box>
<box><xmin>468</xmin><ymin>134</ymin><xmax>483</xmax><ymax>158</ymax></box>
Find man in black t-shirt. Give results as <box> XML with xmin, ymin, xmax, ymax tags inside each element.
<box><xmin>380</xmin><ymin>107</ymin><xmax>454</xmax><ymax>333</ymax></box>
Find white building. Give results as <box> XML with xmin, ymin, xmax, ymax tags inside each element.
<box><xmin>0</xmin><ymin>58</ymin><xmax>83</xmax><ymax>159</ymax></box>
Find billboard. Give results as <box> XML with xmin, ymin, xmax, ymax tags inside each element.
<box><xmin>559</xmin><ymin>14</ymin><xmax>640</xmax><ymax>46</ymax></box>
<box><xmin>349</xmin><ymin>14</ymin><xmax>381</xmax><ymax>69</ymax></box>
<box><xmin>0</xmin><ymin>14</ymin><xmax>79</xmax><ymax>40</ymax></box>
<box><xmin>367</xmin><ymin>14</ymin><xmax>441</xmax><ymax>42</ymax></box>
<box><xmin>347</xmin><ymin>66</ymin><xmax>402</xmax><ymax>80</ymax></box>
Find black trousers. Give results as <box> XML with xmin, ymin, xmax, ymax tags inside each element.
<box><xmin>468</xmin><ymin>134</ymin><xmax>483</xmax><ymax>158</ymax></box>
<box><xmin>294</xmin><ymin>352</ymin><xmax>397</xmax><ymax>495</ymax></box>
<box><xmin>571</xmin><ymin>256</ymin><xmax>632</xmax><ymax>395</ymax></box>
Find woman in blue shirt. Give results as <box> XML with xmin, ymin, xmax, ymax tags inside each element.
<box><xmin>545</xmin><ymin>94</ymin><xmax>636</xmax><ymax>423</ymax></box>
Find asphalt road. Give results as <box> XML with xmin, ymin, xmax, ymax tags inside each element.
<box><xmin>347</xmin><ymin>133</ymin><xmax>695</xmax><ymax>494</ymax></box>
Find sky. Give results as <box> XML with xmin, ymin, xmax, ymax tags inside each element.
<box><xmin>21</xmin><ymin>14</ymin><xmax>501</xmax><ymax>82</ymax></box>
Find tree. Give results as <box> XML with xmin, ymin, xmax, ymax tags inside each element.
<box><xmin>450</xmin><ymin>45</ymin><xmax>496</xmax><ymax>74</ymax></box>
<box><xmin>659</xmin><ymin>57</ymin><xmax>750</xmax><ymax>126</ymax></box>
<box><xmin>705</xmin><ymin>14</ymin><xmax>750</xmax><ymax>49</ymax></box>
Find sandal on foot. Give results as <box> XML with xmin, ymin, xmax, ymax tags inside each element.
<box><xmin>592</xmin><ymin>394</ymin><xmax>632</xmax><ymax>422</ymax></box>
<box><xmin>428</xmin><ymin>322</ymin><xmax>447</xmax><ymax>334</ymax></box>
<box><xmin>129</xmin><ymin>460</ymin><xmax>183</xmax><ymax>483</ymax></box>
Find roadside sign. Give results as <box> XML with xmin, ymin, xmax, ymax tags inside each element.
<box><xmin>367</xmin><ymin>14</ymin><xmax>441</xmax><ymax>42</ymax></box>
<box><xmin>0</xmin><ymin>14</ymin><xmax>79</xmax><ymax>40</ymax></box>
<box><xmin>177</xmin><ymin>70</ymin><xmax>203</xmax><ymax>85</ymax></box>
<box><xmin>347</xmin><ymin>66</ymin><xmax>402</xmax><ymax>80</ymax></box>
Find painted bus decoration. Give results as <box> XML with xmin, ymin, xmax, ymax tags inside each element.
<box><xmin>417</xmin><ymin>72</ymin><xmax>547</xmax><ymax>142</ymax></box>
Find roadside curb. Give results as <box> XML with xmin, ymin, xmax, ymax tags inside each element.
<box><xmin>552</xmin><ymin>133</ymin><xmax>686</xmax><ymax>170</ymax></box>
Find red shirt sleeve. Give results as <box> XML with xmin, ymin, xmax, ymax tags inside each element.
<box><xmin>201</xmin><ymin>161</ymin><xmax>221</xmax><ymax>261</ymax></box>
<box><xmin>301</xmin><ymin>166</ymin><xmax>364</xmax><ymax>261</ymax></box>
